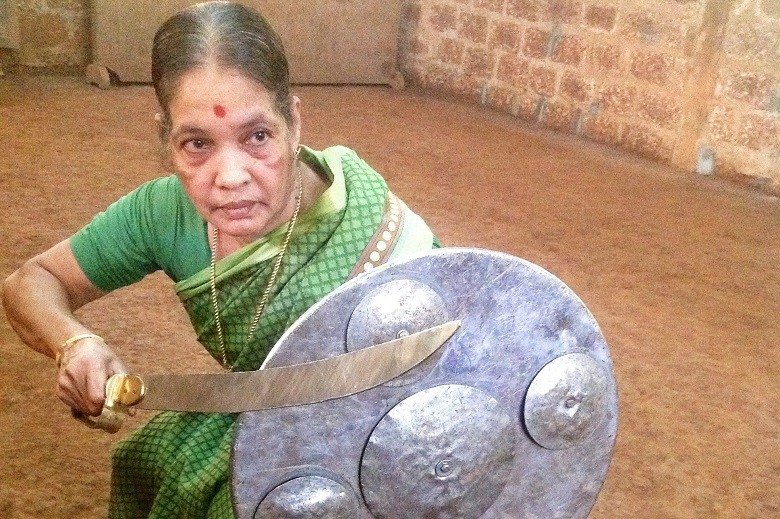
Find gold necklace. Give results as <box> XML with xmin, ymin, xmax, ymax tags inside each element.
<box><xmin>208</xmin><ymin>163</ymin><xmax>303</xmax><ymax>370</ymax></box>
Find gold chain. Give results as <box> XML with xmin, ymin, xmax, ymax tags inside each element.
<box><xmin>208</xmin><ymin>153</ymin><xmax>303</xmax><ymax>370</ymax></box>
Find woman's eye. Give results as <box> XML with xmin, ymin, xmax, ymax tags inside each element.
<box><xmin>247</xmin><ymin>131</ymin><xmax>269</xmax><ymax>146</ymax></box>
<box><xmin>182</xmin><ymin>139</ymin><xmax>209</xmax><ymax>153</ymax></box>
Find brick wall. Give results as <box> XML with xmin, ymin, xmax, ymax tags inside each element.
<box><xmin>399</xmin><ymin>0</ymin><xmax>780</xmax><ymax>194</ymax></box>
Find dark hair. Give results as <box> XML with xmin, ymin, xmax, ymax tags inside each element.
<box><xmin>151</xmin><ymin>1</ymin><xmax>292</xmax><ymax>133</ymax></box>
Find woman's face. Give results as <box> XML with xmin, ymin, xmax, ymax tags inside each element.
<box><xmin>166</xmin><ymin>66</ymin><xmax>300</xmax><ymax>245</ymax></box>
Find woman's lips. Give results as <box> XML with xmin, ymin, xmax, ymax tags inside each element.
<box><xmin>218</xmin><ymin>200</ymin><xmax>257</xmax><ymax>219</ymax></box>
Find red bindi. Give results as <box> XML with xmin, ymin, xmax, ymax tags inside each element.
<box><xmin>213</xmin><ymin>105</ymin><xmax>226</xmax><ymax>118</ymax></box>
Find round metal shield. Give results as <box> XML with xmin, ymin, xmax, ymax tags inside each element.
<box><xmin>232</xmin><ymin>248</ymin><xmax>619</xmax><ymax>519</ymax></box>
<box><xmin>524</xmin><ymin>353</ymin><xmax>611</xmax><ymax>450</ymax></box>
<box><xmin>254</xmin><ymin>476</ymin><xmax>358</xmax><ymax>518</ymax></box>
<box><xmin>359</xmin><ymin>384</ymin><xmax>516</xmax><ymax>519</ymax></box>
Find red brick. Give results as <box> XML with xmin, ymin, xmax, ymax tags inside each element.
<box><xmin>598</xmin><ymin>83</ymin><xmax>636</xmax><ymax>112</ymax></box>
<box><xmin>719</xmin><ymin>71</ymin><xmax>778</xmax><ymax>110</ymax></box>
<box><xmin>421</xmin><ymin>63</ymin><xmax>458</xmax><ymax>90</ymax></box>
<box><xmin>585</xmin><ymin>42</ymin><xmax>621</xmax><ymax>73</ymax></box>
<box><xmin>454</xmin><ymin>74</ymin><xmax>489</xmax><ymax>102</ymax></box>
<box><xmin>475</xmin><ymin>0</ymin><xmax>505</xmax><ymax>12</ymax></box>
<box><xmin>523</xmin><ymin>26</ymin><xmax>551</xmax><ymax>59</ymax></box>
<box><xmin>459</xmin><ymin>12</ymin><xmax>489</xmax><ymax>44</ymax></box>
<box><xmin>545</xmin><ymin>0</ymin><xmax>583</xmax><ymax>24</ymax></box>
<box><xmin>737</xmin><ymin>112</ymin><xmax>780</xmax><ymax>151</ymax></box>
<box><xmin>635</xmin><ymin>89</ymin><xmax>682</xmax><ymax>129</ymax></box>
<box><xmin>490</xmin><ymin>20</ymin><xmax>524</xmax><ymax>52</ymax></box>
<box><xmin>463</xmin><ymin>47</ymin><xmax>493</xmax><ymax>78</ymax></box>
<box><xmin>407</xmin><ymin>35</ymin><xmax>430</xmax><ymax>57</ymax></box>
<box><xmin>620</xmin><ymin>10</ymin><xmax>685</xmax><ymax>48</ymax></box>
<box><xmin>560</xmin><ymin>70</ymin><xmax>592</xmax><ymax>102</ymax></box>
<box><xmin>496</xmin><ymin>54</ymin><xmax>531</xmax><ymax>83</ymax></box>
<box><xmin>516</xmin><ymin>89</ymin><xmax>543</xmax><ymax>120</ymax></box>
<box><xmin>486</xmin><ymin>85</ymin><xmax>520</xmax><ymax>113</ymax></box>
<box><xmin>630</xmin><ymin>50</ymin><xmax>674</xmax><ymax>86</ymax></box>
<box><xmin>584</xmin><ymin>5</ymin><xmax>616</xmax><ymax>32</ymax></box>
<box><xmin>529</xmin><ymin>63</ymin><xmax>558</xmax><ymax>96</ymax></box>
<box><xmin>581</xmin><ymin>110</ymin><xmax>623</xmax><ymax>147</ymax></box>
<box><xmin>429</xmin><ymin>3</ymin><xmax>458</xmax><ymax>33</ymax></box>
<box><xmin>506</xmin><ymin>0</ymin><xmax>542</xmax><ymax>22</ymax></box>
<box><xmin>551</xmin><ymin>34</ymin><xmax>584</xmax><ymax>65</ymax></box>
<box><xmin>707</xmin><ymin>106</ymin><xmax>737</xmax><ymax>144</ymax></box>
<box><xmin>622</xmin><ymin>123</ymin><xmax>674</xmax><ymax>162</ymax></box>
<box><xmin>722</xmin><ymin>15</ymin><xmax>779</xmax><ymax>63</ymax></box>
<box><xmin>541</xmin><ymin>97</ymin><xmax>581</xmax><ymax>132</ymax></box>
<box><xmin>402</xmin><ymin>3</ymin><xmax>423</xmax><ymax>27</ymax></box>
<box><xmin>436</xmin><ymin>38</ymin><xmax>466</xmax><ymax>65</ymax></box>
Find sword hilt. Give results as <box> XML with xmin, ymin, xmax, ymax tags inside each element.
<box><xmin>71</xmin><ymin>373</ymin><xmax>145</xmax><ymax>433</ymax></box>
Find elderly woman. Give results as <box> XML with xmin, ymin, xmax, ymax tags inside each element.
<box><xmin>2</xmin><ymin>2</ymin><xmax>437</xmax><ymax>517</ymax></box>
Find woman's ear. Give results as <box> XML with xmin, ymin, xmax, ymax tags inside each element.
<box><xmin>290</xmin><ymin>95</ymin><xmax>302</xmax><ymax>146</ymax></box>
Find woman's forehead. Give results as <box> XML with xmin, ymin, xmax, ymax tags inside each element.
<box><xmin>169</xmin><ymin>66</ymin><xmax>275</xmax><ymax>115</ymax></box>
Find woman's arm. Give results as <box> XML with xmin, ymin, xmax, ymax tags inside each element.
<box><xmin>2</xmin><ymin>239</ymin><xmax>128</xmax><ymax>416</ymax></box>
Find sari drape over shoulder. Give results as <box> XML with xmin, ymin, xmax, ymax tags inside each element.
<box><xmin>109</xmin><ymin>146</ymin><xmax>435</xmax><ymax>518</ymax></box>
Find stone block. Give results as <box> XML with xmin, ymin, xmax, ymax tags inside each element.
<box><xmin>718</xmin><ymin>70</ymin><xmax>778</xmax><ymax>111</ymax></box>
<box><xmin>737</xmin><ymin>112</ymin><xmax>780</xmax><ymax>152</ymax></box>
<box><xmin>459</xmin><ymin>11</ymin><xmax>490</xmax><ymax>44</ymax></box>
<box><xmin>598</xmin><ymin>83</ymin><xmax>636</xmax><ymax>112</ymax></box>
<box><xmin>506</xmin><ymin>0</ymin><xmax>543</xmax><ymax>22</ymax></box>
<box><xmin>584</xmin><ymin>42</ymin><xmax>622</xmax><ymax>73</ymax></box>
<box><xmin>489</xmin><ymin>20</ymin><xmax>524</xmax><ymax>52</ymax></box>
<box><xmin>541</xmin><ymin>96</ymin><xmax>581</xmax><ymax>132</ymax></box>
<box><xmin>635</xmin><ymin>89</ymin><xmax>682</xmax><ymax>130</ymax></box>
<box><xmin>463</xmin><ymin>46</ymin><xmax>494</xmax><ymax>78</ymax></box>
<box><xmin>630</xmin><ymin>49</ymin><xmax>675</xmax><ymax>86</ymax></box>
<box><xmin>523</xmin><ymin>26</ymin><xmax>551</xmax><ymax>59</ymax></box>
<box><xmin>619</xmin><ymin>9</ymin><xmax>685</xmax><ymax>48</ymax></box>
<box><xmin>544</xmin><ymin>0</ymin><xmax>583</xmax><ymax>24</ymax></box>
<box><xmin>428</xmin><ymin>3</ymin><xmax>458</xmax><ymax>33</ymax></box>
<box><xmin>551</xmin><ymin>33</ymin><xmax>584</xmax><ymax>65</ymax></box>
<box><xmin>436</xmin><ymin>37</ymin><xmax>466</xmax><ymax>65</ymax></box>
<box><xmin>581</xmin><ymin>110</ymin><xmax>623</xmax><ymax>147</ymax></box>
<box><xmin>475</xmin><ymin>0</ymin><xmax>506</xmax><ymax>12</ymax></box>
<box><xmin>529</xmin><ymin>63</ymin><xmax>558</xmax><ymax>96</ymax></box>
<box><xmin>560</xmin><ymin>70</ymin><xmax>592</xmax><ymax>102</ymax></box>
<box><xmin>584</xmin><ymin>5</ymin><xmax>617</xmax><ymax>32</ymax></box>
<box><xmin>722</xmin><ymin>14</ymin><xmax>779</xmax><ymax>63</ymax></box>
<box><xmin>496</xmin><ymin>53</ymin><xmax>531</xmax><ymax>84</ymax></box>
<box><xmin>622</xmin><ymin>122</ymin><xmax>674</xmax><ymax>162</ymax></box>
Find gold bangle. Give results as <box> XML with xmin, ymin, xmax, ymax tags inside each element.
<box><xmin>56</xmin><ymin>333</ymin><xmax>103</xmax><ymax>367</ymax></box>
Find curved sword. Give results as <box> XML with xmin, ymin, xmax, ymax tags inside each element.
<box><xmin>75</xmin><ymin>320</ymin><xmax>460</xmax><ymax>432</ymax></box>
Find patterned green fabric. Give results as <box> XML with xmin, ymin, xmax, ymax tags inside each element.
<box><xmin>110</xmin><ymin>150</ymin><xmax>399</xmax><ymax>518</ymax></box>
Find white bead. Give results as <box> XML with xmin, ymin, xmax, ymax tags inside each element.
<box><xmin>388</xmin><ymin>222</ymin><xmax>397</xmax><ymax>232</ymax></box>
<box><xmin>382</xmin><ymin>231</ymin><xmax>392</xmax><ymax>241</ymax></box>
<box><xmin>363</xmin><ymin>262</ymin><xmax>374</xmax><ymax>272</ymax></box>
<box><xmin>377</xmin><ymin>240</ymin><xmax>387</xmax><ymax>251</ymax></box>
<box><xmin>370</xmin><ymin>251</ymin><xmax>381</xmax><ymax>262</ymax></box>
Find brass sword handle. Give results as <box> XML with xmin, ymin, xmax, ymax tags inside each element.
<box><xmin>71</xmin><ymin>374</ymin><xmax>146</xmax><ymax>433</ymax></box>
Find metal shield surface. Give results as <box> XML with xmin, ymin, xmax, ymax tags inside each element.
<box><xmin>231</xmin><ymin>248</ymin><xmax>619</xmax><ymax>518</ymax></box>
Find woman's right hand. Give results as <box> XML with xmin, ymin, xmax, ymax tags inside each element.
<box><xmin>56</xmin><ymin>337</ymin><xmax>128</xmax><ymax>417</ymax></box>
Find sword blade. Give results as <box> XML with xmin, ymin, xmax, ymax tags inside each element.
<box><xmin>135</xmin><ymin>320</ymin><xmax>460</xmax><ymax>412</ymax></box>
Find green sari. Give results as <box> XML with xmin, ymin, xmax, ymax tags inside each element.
<box><xmin>109</xmin><ymin>147</ymin><xmax>435</xmax><ymax>518</ymax></box>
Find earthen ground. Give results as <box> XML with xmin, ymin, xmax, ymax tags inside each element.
<box><xmin>0</xmin><ymin>76</ymin><xmax>777</xmax><ymax>518</ymax></box>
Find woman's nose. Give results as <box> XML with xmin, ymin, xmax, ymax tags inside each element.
<box><xmin>214</xmin><ymin>148</ymin><xmax>251</xmax><ymax>188</ymax></box>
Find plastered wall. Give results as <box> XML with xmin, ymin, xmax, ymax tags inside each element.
<box><xmin>7</xmin><ymin>0</ymin><xmax>779</xmax><ymax>193</ymax></box>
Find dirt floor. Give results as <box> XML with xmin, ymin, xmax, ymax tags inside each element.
<box><xmin>0</xmin><ymin>75</ymin><xmax>777</xmax><ymax>518</ymax></box>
